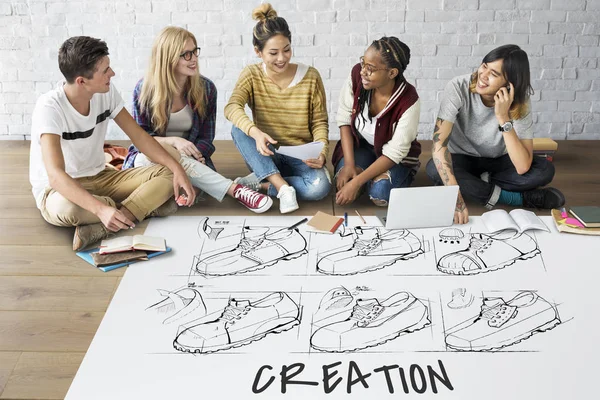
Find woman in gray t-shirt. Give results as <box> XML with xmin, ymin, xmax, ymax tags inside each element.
<box><xmin>426</xmin><ymin>45</ymin><xmax>564</xmax><ymax>224</ymax></box>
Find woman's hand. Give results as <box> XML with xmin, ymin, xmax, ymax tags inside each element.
<box><xmin>249</xmin><ymin>127</ymin><xmax>277</xmax><ymax>156</ymax></box>
<box><xmin>169</xmin><ymin>137</ymin><xmax>204</xmax><ymax>161</ymax></box>
<box><xmin>494</xmin><ymin>82</ymin><xmax>514</xmax><ymax>123</ymax></box>
<box><xmin>335</xmin><ymin>179</ymin><xmax>361</xmax><ymax>205</ymax></box>
<box><xmin>303</xmin><ymin>154</ymin><xmax>326</xmax><ymax>169</ymax></box>
<box><xmin>335</xmin><ymin>164</ymin><xmax>361</xmax><ymax>190</ymax></box>
<box><xmin>454</xmin><ymin>192</ymin><xmax>469</xmax><ymax>224</ymax></box>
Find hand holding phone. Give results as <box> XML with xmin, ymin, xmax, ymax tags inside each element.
<box><xmin>494</xmin><ymin>82</ymin><xmax>514</xmax><ymax>121</ymax></box>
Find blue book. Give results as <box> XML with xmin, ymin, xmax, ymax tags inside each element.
<box><xmin>76</xmin><ymin>247</ymin><xmax>172</xmax><ymax>272</ymax></box>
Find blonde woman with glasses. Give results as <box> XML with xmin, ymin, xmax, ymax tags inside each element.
<box><xmin>124</xmin><ymin>26</ymin><xmax>272</xmax><ymax>213</ymax></box>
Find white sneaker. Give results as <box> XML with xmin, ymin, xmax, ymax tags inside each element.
<box><xmin>277</xmin><ymin>185</ymin><xmax>299</xmax><ymax>214</ymax></box>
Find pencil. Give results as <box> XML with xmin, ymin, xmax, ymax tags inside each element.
<box><xmin>355</xmin><ymin>209</ymin><xmax>366</xmax><ymax>224</ymax></box>
<box><xmin>287</xmin><ymin>217</ymin><xmax>308</xmax><ymax>230</ymax></box>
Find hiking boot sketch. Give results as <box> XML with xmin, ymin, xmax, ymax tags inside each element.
<box><xmin>195</xmin><ymin>227</ymin><xmax>307</xmax><ymax>276</ymax></box>
<box><xmin>310</xmin><ymin>292</ymin><xmax>430</xmax><ymax>352</ymax></box>
<box><xmin>173</xmin><ymin>292</ymin><xmax>300</xmax><ymax>353</ymax></box>
<box><xmin>317</xmin><ymin>227</ymin><xmax>423</xmax><ymax>275</ymax></box>
<box><xmin>437</xmin><ymin>232</ymin><xmax>540</xmax><ymax>275</ymax></box>
<box><xmin>447</xmin><ymin>288</ymin><xmax>474</xmax><ymax>309</ymax></box>
<box><xmin>445</xmin><ymin>291</ymin><xmax>561</xmax><ymax>352</ymax></box>
<box><xmin>146</xmin><ymin>288</ymin><xmax>207</xmax><ymax>325</ymax></box>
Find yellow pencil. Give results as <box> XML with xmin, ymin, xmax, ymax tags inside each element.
<box><xmin>355</xmin><ymin>209</ymin><xmax>366</xmax><ymax>224</ymax></box>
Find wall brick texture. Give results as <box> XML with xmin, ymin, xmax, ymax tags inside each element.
<box><xmin>0</xmin><ymin>0</ymin><xmax>599</xmax><ymax>141</ymax></box>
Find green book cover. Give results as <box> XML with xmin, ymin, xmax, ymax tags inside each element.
<box><xmin>570</xmin><ymin>206</ymin><xmax>600</xmax><ymax>227</ymax></box>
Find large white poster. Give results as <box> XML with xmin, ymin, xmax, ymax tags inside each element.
<box><xmin>65</xmin><ymin>216</ymin><xmax>600</xmax><ymax>399</ymax></box>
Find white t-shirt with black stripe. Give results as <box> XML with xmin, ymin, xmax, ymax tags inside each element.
<box><xmin>29</xmin><ymin>81</ymin><xmax>124</xmax><ymax>209</ymax></box>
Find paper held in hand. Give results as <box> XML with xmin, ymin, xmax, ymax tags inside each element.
<box><xmin>99</xmin><ymin>235</ymin><xmax>166</xmax><ymax>254</ymax></box>
<box><xmin>481</xmin><ymin>209</ymin><xmax>550</xmax><ymax>234</ymax></box>
<box><xmin>276</xmin><ymin>141</ymin><xmax>324</xmax><ymax>160</ymax></box>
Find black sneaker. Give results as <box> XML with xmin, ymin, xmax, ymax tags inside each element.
<box><xmin>522</xmin><ymin>187</ymin><xmax>565</xmax><ymax>209</ymax></box>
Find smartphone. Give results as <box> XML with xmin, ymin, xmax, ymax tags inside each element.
<box><xmin>506</xmin><ymin>84</ymin><xmax>511</xmax><ymax>93</ymax></box>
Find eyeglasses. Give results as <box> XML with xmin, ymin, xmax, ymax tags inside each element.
<box><xmin>359</xmin><ymin>57</ymin><xmax>389</xmax><ymax>77</ymax></box>
<box><xmin>180</xmin><ymin>47</ymin><xmax>201</xmax><ymax>61</ymax></box>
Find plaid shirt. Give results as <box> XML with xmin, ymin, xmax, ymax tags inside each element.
<box><xmin>123</xmin><ymin>76</ymin><xmax>217</xmax><ymax>170</ymax></box>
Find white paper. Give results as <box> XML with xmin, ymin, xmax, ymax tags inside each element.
<box><xmin>65</xmin><ymin>216</ymin><xmax>600</xmax><ymax>400</ymax></box>
<box><xmin>276</xmin><ymin>141</ymin><xmax>324</xmax><ymax>160</ymax></box>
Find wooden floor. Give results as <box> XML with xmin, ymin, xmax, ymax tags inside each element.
<box><xmin>0</xmin><ymin>140</ymin><xmax>598</xmax><ymax>399</ymax></box>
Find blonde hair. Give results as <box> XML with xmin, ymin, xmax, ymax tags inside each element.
<box><xmin>251</xmin><ymin>3</ymin><xmax>291</xmax><ymax>51</ymax></box>
<box><xmin>139</xmin><ymin>26</ymin><xmax>207</xmax><ymax>134</ymax></box>
<box><xmin>469</xmin><ymin>72</ymin><xmax>529</xmax><ymax>120</ymax></box>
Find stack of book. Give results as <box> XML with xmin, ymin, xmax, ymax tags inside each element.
<box><xmin>551</xmin><ymin>206</ymin><xmax>600</xmax><ymax>236</ymax></box>
<box><xmin>76</xmin><ymin>235</ymin><xmax>171</xmax><ymax>272</ymax></box>
<box><xmin>533</xmin><ymin>138</ymin><xmax>558</xmax><ymax>162</ymax></box>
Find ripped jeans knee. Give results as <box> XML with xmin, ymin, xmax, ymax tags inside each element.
<box><xmin>369</xmin><ymin>171</ymin><xmax>392</xmax><ymax>206</ymax></box>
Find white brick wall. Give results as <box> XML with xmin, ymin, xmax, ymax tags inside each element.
<box><xmin>0</xmin><ymin>0</ymin><xmax>599</xmax><ymax>141</ymax></box>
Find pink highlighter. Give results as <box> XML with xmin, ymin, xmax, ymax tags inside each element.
<box><xmin>561</xmin><ymin>207</ymin><xmax>585</xmax><ymax>228</ymax></box>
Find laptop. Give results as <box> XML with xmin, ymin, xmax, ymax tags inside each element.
<box><xmin>377</xmin><ymin>186</ymin><xmax>459</xmax><ymax>229</ymax></box>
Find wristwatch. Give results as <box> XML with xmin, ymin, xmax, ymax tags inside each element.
<box><xmin>498</xmin><ymin>120</ymin><xmax>514</xmax><ymax>132</ymax></box>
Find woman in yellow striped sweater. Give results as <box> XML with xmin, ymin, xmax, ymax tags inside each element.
<box><xmin>225</xmin><ymin>3</ymin><xmax>331</xmax><ymax>214</ymax></box>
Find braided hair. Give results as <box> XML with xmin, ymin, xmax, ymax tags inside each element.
<box><xmin>356</xmin><ymin>36</ymin><xmax>411</xmax><ymax>129</ymax></box>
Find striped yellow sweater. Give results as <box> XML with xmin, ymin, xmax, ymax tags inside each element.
<box><xmin>224</xmin><ymin>63</ymin><xmax>329</xmax><ymax>158</ymax></box>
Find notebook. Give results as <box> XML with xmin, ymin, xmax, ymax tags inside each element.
<box><xmin>481</xmin><ymin>209</ymin><xmax>549</xmax><ymax>234</ymax></box>
<box><xmin>99</xmin><ymin>235</ymin><xmax>166</xmax><ymax>254</ymax></box>
<box><xmin>77</xmin><ymin>247</ymin><xmax>172</xmax><ymax>272</ymax></box>
<box><xmin>569</xmin><ymin>206</ymin><xmax>600</xmax><ymax>228</ymax></box>
<box><xmin>306</xmin><ymin>211</ymin><xmax>344</xmax><ymax>234</ymax></box>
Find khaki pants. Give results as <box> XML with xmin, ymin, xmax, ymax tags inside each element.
<box><xmin>40</xmin><ymin>163</ymin><xmax>174</xmax><ymax>227</ymax></box>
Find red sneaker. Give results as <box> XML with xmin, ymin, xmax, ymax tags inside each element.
<box><xmin>233</xmin><ymin>184</ymin><xmax>273</xmax><ymax>213</ymax></box>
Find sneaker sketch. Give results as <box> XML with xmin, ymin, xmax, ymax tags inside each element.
<box><xmin>146</xmin><ymin>288</ymin><xmax>207</xmax><ymax>325</ymax></box>
<box><xmin>318</xmin><ymin>286</ymin><xmax>354</xmax><ymax>312</ymax></box>
<box><xmin>195</xmin><ymin>228</ymin><xmax>307</xmax><ymax>276</ymax></box>
<box><xmin>199</xmin><ymin>217</ymin><xmax>224</xmax><ymax>241</ymax></box>
<box><xmin>437</xmin><ymin>232</ymin><xmax>540</xmax><ymax>275</ymax></box>
<box><xmin>445</xmin><ymin>291</ymin><xmax>560</xmax><ymax>352</ymax></box>
<box><xmin>173</xmin><ymin>292</ymin><xmax>300</xmax><ymax>353</ymax></box>
<box><xmin>447</xmin><ymin>288</ymin><xmax>474</xmax><ymax>309</ymax></box>
<box><xmin>310</xmin><ymin>292</ymin><xmax>430</xmax><ymax>352</ymax></box>
<box><xmin>317</xmin><ymin>227</ymin><xmax>423</xmax><ymax>275</ymax></box>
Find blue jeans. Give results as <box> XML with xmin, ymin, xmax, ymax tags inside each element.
<box><xmin>425</xmin><ymin>154</ymin><xmax>555</xmax><ymax>208</ymax></box>
<box><xmin>231</xmin><ymin>126</ymin><xmax>331</xmax><ymax>200</ymax></box>
<box><xmin>334</xmin><ymin>140</ymin><xmax>416</xmax><ymax>205</ymax></box>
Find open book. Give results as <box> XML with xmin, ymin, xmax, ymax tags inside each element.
<box><xmin>482</xmin><ymin>209</ymin><xmax>549</xmax><ymax>234</ymax></box>
<box><xmin>99</xmin><ymin>235</ymin><xmax>166</xmax><ymax>254</ymax></box>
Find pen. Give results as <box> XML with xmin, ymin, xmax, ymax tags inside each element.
<box><xmin>560</xmin><ymin>207</ymin><xmax>568</xmax><ymax>218</ymax></box>
<box><xmin>344</xmin><ymin>212</ymin><xmax>348</xmax><ymax>227</ymax></box>
<box><xmin>355</xmin><ymin>209</ymin><xmax>366</xmax><ymax>224</ymax></box>
<box><xmin>287</xmin><ymin>217</ymin><xmax>308</xmax><ymax>230</ymax></box>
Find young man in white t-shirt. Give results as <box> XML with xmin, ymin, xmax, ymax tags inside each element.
<box><xmin>29</xmin><ymin>36</ymin><xmax>195</xmax><ymax>251</ymax></box>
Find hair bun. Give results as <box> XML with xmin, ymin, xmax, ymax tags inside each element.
<box><xmin>252</xmin><ymin>3</ymin><xmax>277</xmax><ymax>22</ymax></box>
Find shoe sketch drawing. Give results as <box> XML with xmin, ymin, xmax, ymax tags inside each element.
<box><xmin>318</xmin><ymin>286</ymin><xmax>354</xmax><ymax>311</ymax></box>
<box><xmin>195</xmin><ymin>228</ymin><xmax>307</xmax><ymax>276</ymax></box>
<box><xmin>317</xmin><ymin>227</ymin><xmax>423</xmax><ymax>275</ymax></box>
<box><xmin>447</xmin><ymin>288</ymin><xmax>474</xmax><ymax>309</ymax></box>
<box><xmin>437</xmin><ymin>232</ymin><xmax>540</xmax><ymax>275</ymax></box>
<box><xmin>310</xmin><ymin>292</ymin><xmax>430</xmax><ymax>352</ymax></box>
<box><xmin>199</xmin><ymin>217</ymin><xmax>224</xmax><ymax>241</ymax></box>
<box><xmin>445</xmin><ymin>291</ymin><xmax>560</xmax><ymax>352</ymax></box>
<box><xmin>146</xmin><ymin>288</ymin><xmax>207</xmax><ymax>325</ymax></box>
<box><xmin>173</xmin><ymin>292</ymin><xmax>300</xmax><ymax>353</ymax></box>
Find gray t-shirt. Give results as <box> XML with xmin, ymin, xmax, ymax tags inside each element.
<box><xmin>437</xmin><ymin>74</ymin><xmax>533</xmax><ymax>158</ymax></box>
